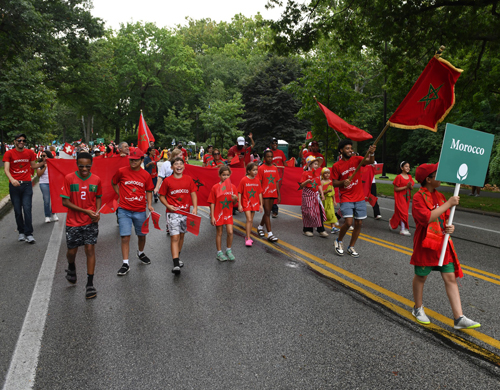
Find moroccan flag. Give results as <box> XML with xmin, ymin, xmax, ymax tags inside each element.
<box><xmin>285</xmin><ymin>158</ymin><xmax>296</xmax><ymax>167</ymax></box>
<box><xmin>137</xmin><ymin>112</ymin><xmax>155</xmax><ymax>152</ymax></box>
<box><xmin>388</xmin><ymin>56</ymin><xmax>462</xmax><ymax>132</ymax></box>
<box><xmin>216</xmin><ymin>178</ymin><xmax>232</xmax><ymax>198</ymax></box>
<box><xmin>306</xmin><ymin>131</ymin><xmax>313</xmax><ymax>140</ymax></box>
<box><xmin>366</xmin><ymin>194</ymin><xmax>378</xmax><ymax>207</ymax></box>
<box><xmin>151</xmin><ymin>211</ymin><xmax>162</xmax><ymax>230</ymax></box>
<box><xmin>141</xmin><ymin>214</ymin><xmax>150</xmax><ymax>234</ymax></box>
<box><xmin>316</xmin><ymin>101</ymin><xmax>373</xmax><ymax>141</ymax></box>
<box><xmin>176</xmin><ymin>210</ymin><xmax>201</xmax><ymax>236</ymax></box>
<box><xmin>374</xmin><ymin>163</ymin><xmax>384</xmax><ymax>175</ymax></box>
<box><xmin>63</xmin><ymin>143</ymin><xmax>75</xmax><ymax>155</ymax></box>
<box><xmin>99</xmin><ymin>199</ymin><xmax>118</xmax><ymax>214</ymax></box>
<box><xmin>229</xmin><ymin>155</ymin><xmax>240</xmax><ymax>166</ymax></box>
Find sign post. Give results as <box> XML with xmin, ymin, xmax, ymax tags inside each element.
<box><xmin>435</xmin><ymin>124</ymin><xmax>494</xmax><ymax>266</ymax></box>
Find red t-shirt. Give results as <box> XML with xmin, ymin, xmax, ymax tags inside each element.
<box><xmin>2</xmin><ymin>148</ymin><xmax>36</xmax><ymax>181</ymax></box>
<box><xmin>410</xmin><ymin>190</ymin><xmax>454</xmax><ymax>267</ymax></box>
<box><xmin>112</xmin><ymin>166</ymin><xmax>154</xmax><ymax>212</ymax></box>
<box><xmin>227</xmin><ymin>145</ymin><xmax>251</xmax><ymax>168</ymax></box>
<box><xmin>258</xmin><ymin>164</ymin><xmax>280</xmax><ymax>198</ymax></box>
<box><xmin>331</xmin><ymin>156</ymin><xmax>364</xmax><ymax>203</ymax></box>
<box><xmin>300</xmin><ymin>170</ymin><xmax>321</xmax><ymax>192</ymax></box>
<box><xmin>207</xmin><ymin>182</ymin><xmax>238</xmax><ymax>226</ymax></box>
<box><xmin>237</xmin><ymin>176</ymin><xmax>262</xmax><ymax>211</ymax></box>
<box><xmin>271</xmin><ymin>149</ymin><xmax>286</xmax><ymax>167</ymax></box>
<box><xmin>60</xmin><ymin>172</ymin><xmax>102</xmax><ymax>227</ymax></box>
<box><xmin>203</xmin><ymin>154</ymin><xmax>214</xmax><ymax>165</ymax></box>
<box><xmin>302</xmin><ymin>151</ymin><xmax>326</xmax><ymax>168</ymax></box>
<box><xmin>158</xmin><ymin>174</ymin><xmax>196</xmax><ymax>213</ymax></box>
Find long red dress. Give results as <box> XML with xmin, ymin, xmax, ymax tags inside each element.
<box><xmin>390</xmin><ymin>174</ymin><xmax>415</xmax><ymax>229</ymax></box>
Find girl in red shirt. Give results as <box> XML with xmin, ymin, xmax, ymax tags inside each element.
<box><xmin>256</xmin><ymin>150</ymin><xmax>280</xmax><ymax>242</ymax></box>
<box><xmin>208</xmin><ymin>166</ymin><xmax>238</xmax><ymax>261</ymax></box>
<box><xmin>390</xmin><ymin>161</ymin><xmax>415</xmax><ymax>236</ymax></box>
<box><xmin>238</xmin><ymin>162</ymin><xmax>263</xmax><ymax>247</ymax></box>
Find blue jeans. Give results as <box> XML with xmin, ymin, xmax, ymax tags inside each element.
<box><xmin>9</xmin><ymin>182</ymin><xmax>34</xmax><ymax>236</ymax></box>
<box><xmin>39</xmin><ymin>183</ymin><xmax>52</xmax><ymax>218</ymax></box>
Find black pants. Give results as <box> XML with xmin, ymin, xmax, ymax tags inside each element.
<box><xmin>371</xmin><ymin>182</ymin><xmax>381</xmax><ymax>217</ymax></box>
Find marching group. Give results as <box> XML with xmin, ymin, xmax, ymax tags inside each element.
<box><xmin>3</xmin><ymin>132</ymin><xmax>480</xmax><ymax>329</ymax></box>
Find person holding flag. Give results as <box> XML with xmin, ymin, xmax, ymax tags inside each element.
<box><xmin>299</xmin><ymin>156</ymin><xmax>327</xmax><ymax>237</ymax></box>
<box><xmin>331</xmin><ymin>139</ymin><xmax>376</xmax><ymax>257</ymax></box>
<box><xmin>60</xmin><ymin>152</ymin><xmax>102</xmax><ymax>299</ymax></box>
<box><xmin>208</xmin><ymin>166</ymin><xmax>238</xmax><ymax>261</ymax></box>
<box><xmin>112</xmin><ymin>148</ymin><xmax>155</xmax><ymax>276</ymax></box>
<box><xmin>227</xmin><ymin>133</ymin><xmax>255</xmax><ymax>169</ymax></box>
<box><xmin>410</xmin><ymin>163</ymin><xmax>480</xmax><ymax>330</ymax></box>
<box><xmin>158</xmin><ymin>156</ymin><xmax>198</xmax><ymax>275</ymax></box>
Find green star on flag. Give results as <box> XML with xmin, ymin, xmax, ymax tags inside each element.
<box><xmin>418</xmin><ymin>83</ymin><xmax>443</xmax><ymax>109</ymax></box>
<box><xmin>248</xmin><ymin>188</ymin><xmax>256</xmax><ymax>198</ymax></box>
<box><xmin>220</xmin><ymin>197</ymin><xmax>231</xmax><ymax>210</ymax></box>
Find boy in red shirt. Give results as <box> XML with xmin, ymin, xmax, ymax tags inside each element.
<box><xmin>3</xmin><ymin>133</ymin><xmax>44</xmax><ymax>243</ymax></box>
<box><xmin>112</xmin><ymin>148</ymin><xmax>155</xmax><ymax>276</ymax></box>
<box><xmin>60</xmin><ymin>152</ymin><xmax>102</xmax><ymax>299</ymax></box>
<box><xmin>159</xmin><ymin>157</ymin><xmax>198</xmax><ymax>275</ymax></box>
<box><xmin>331</xmin><ymin>139</ymin><xmax>376</xmax><ymax>257</ymax></box>
<box><xmin>410</xmin><ymin>163</ymin><xmax>480</xmax><ymax>329</ymax></box>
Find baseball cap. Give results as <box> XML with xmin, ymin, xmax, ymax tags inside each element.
<box><xmin>237</xmin><ymin>136</ymin><xmax>245</xmax><ymax>146</ymax></box>
<box><xmin>415</xmin><ymin>163</ymin><xmax>439</xmax><ymax>183</ymax></box>
<box><xmin>271</xmin><ymin>138</ymin><xmax>278</xmax><ymax>144</ymax></box>
<box><xmin>128</xmin><ymin>148</ymin><xmax>145</xmax><ymax>159</ymax></box>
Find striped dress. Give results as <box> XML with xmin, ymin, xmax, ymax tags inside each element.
<box><xmin>301</xmin><ymin>170</ymin><xmax>326</xmax><ymax>228</ymax></box>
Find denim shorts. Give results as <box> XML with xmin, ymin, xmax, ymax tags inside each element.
<box><xmin>339</xmin><ymin>201</ymin><xmax>367</xmax><ymax>220</ymax></box>
<box><xmin>117</xmin><ymin>207</ymin><xmax>147</xmax><ymax>237</ymax></box>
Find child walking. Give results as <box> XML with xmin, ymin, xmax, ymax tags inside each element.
<box><xmin>321</xmin><ymin>167</ymin><xmax>339</xmax><ymax>234</ymax></box>
<box><xmin>257</xmin><ymin>149</ymin><xmax>280</xmax><ymax>242</ymax></box>
<box><xmin>410</xmin><ymin>163</ymin><xmax>480</xmax><ymax>329</ymax></box>
<box><xmin>208</xmin><ymin>166</ymin><xmax>238</xmax><ymax>261</ymax></box>
<box><xmin>299</xmin><ymin>156</ymin><xmax>327</xmax><ymax>237</ymax></box>
<box><xmin>390</xmin><ymin>161</ymin><xmax>414</xmax><ymax>236</ymax></box>
<box><xmin>238</xmin><ymin>162</ymin><xmax>263</xmax><ymax>247</ymax></box>
<box><xmin>158</xmin><ymin>157</ymin><xmax>198</xmax><ymax>275</ymax></box>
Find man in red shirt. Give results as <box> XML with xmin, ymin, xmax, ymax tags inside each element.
<box><xmin>302</xmin><ymin>141</ymin><xmax>326</xmax><ymax>168</ymax></box>
<box><xmin>269</xmin><ymin>138</ymin><xmax>286</xmax><ymax>218</ymax></box>
<box><xmin>112</xmin><ymin>148</ymin><xmax>155</xmax><ymax>276</ymax></box>
<box><xmin>60</xmin><ymin>152</ymin><xmax>102</xmax><ymax>299</ymax></box>
<box><xmin>227</xmin><ymin>133</ymin><xmax>255</xmax><ymax>169</ymax></box>
<box><xmin>331</xmin><ymin>139</ymin><xmax>376</xmax><ymax>257</ymax></box>
<box><xmin>3</xmin><ymin>133</ymin><xmax>44</xmax><ymax>243</ymax></box>
<box><xmin>158</xmin><ymin>156</ymin><xmax>198</xmax><ymax>275</ymax></box>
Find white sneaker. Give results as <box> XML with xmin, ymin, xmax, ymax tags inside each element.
<box><xmin>412</xmin><ymin>305</ymin><xmax>430</xmax><ymax>324</ymax></box>
<box><xmin>347</xmin><ymin>246</ymin><xmax>359</xmax><ymax>258</ymax></box>
<box><xmin>18</xmin><ymin>233</ymin><xmax>26</xmax><ymax>241</ymax></box>
<box><xmin>303</xmin><ymin>231</ymin><xmax>313</xmax><ymax>237</ymax></box>
<box><xmin>334</xmin><ymin>239</ymin><xmax>344</xmax><ymax>256</ymax></box>
<box><xmin>45</xmin><ymin>217</ymin><xmax>51</xmax><ymax>223</ymax></box>
<box><xmin>319</xmin><ymin>231</ymin><xmax>329</xmax><ymax>238</ymax></box>
<box><xmin>51</xmin><ymin>214</ymin><xmax>59</xmax><ymax>222</ymax></box>
<box><xmin>375</xmin><ymin>215</ymin><xmax>382</xmax><ymax>220</ymax></box>
<box><xmin>454</xmin><ymin>315</ymin><xmax>481</xmax><ymax>329</ymax></box>
<box><xmin>348</xmin><ymin>226</ymin><xmax>354</xmax><ymax>231</ymax></box>
<box><xmin>399</xmin><ymin>229</ymin><xmax>411</xmax><ymax>236</ymax></box>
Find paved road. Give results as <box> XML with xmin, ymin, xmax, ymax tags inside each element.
<box><xmin>1</xmin><ymin>187</ymin><xmax>500</xmax><ymax>389</ymax></box>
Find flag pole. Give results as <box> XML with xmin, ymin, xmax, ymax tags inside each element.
<box><xmin>438</xmin><ymin>183</ymin><xmax>460</xmax><ymax>266</ymax></box>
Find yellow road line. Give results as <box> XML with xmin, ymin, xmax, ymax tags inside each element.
<box><xmin>230</xmin><ymin>219</ymin><xmax>500</xmax><ymax>363</ymax></box>
<box><xmin>278</xmin><ymin>207</ymin><xmax>500</xmax><ymax>283</ymax></box>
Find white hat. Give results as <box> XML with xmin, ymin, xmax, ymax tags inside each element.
<box><xmin>237</xmin><ymin>136</ymin><xmax>245</xmax><ymax>146</ymax></box>
<box><xmin>308</xmin><ymin>142</ymin><xmax>312</xmax><ymax>146</ymax></box>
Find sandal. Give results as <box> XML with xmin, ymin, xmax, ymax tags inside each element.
<box><xmin>268</xmin><ymin>234</ymin><xmax>279</xmax><ymax>243</ymax></box>
<box><xmin>85</xmin><ymin>286</ymin><xmax>97</xmax><ymax>299</ymax></box>
<box><xmin>65</xmin><ymin>268</ymin><xmax>77</xmax><ymax>284</ymax></box>
<box><xmin>257</xmin><ymin>227</ymin><xmax>265</xmax><ymax>237</ymax></box>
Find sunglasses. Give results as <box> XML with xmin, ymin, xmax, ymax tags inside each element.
<box><xmin>213</xmin><ymin>153</ymin><xmax>220</xmax><ymax>156</ymax></box>
<box><xmin>16</xmin><ymin>139</ymin><xmax>27</xmax><ymax>143</ymax></box>
<box><xmin>41</xmin><ymin>155</ymin><xmax>47</xmax><ymax>157</ymax></box>
<box><xmin>77</xmin><ymin>165</ymin><xmax>92</xmax><ymax>169</ymax></box>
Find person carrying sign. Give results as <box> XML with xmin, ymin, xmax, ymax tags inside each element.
<box><xmin>410</xmin><ymin>163</ymin><xmax>480</xmax><ymax>329</ymax></box>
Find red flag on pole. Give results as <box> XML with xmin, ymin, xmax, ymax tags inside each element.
<box><xmin>141</xmin><ymin>214</ymin><xmax>150</xmax><ymax>234</ymax></box>
<box><xmin>306</xmin><ymin>131</ymin><xmax>313</xmax><ymax>140</ymax></box>
<box><xmin>388</xmin><ymin>56</ymin><xmax>462</xmax><ymax>132</ymax></box>
<box><xmin>285</xmin><ymin>157</ymin><xmax>296</xmax><ymax>167</ymax></box>
<box><xmin>99</xmin><ymin>199</ymin><xmax>118</xmax><ymax>214</ymax></box>
<box><xmin>151</xmin><ymin>211</ymin><xmax>162</xmax><ymax>230</ymax></box>
<box><xmin>176</xmin><ymin>210</ymin><xmax>201</xmax><ymax>236</ymax></box>
<box><xmin>137</xmin><ymin>111</ymin><xmax>155</xmax><ymax>152</ymax></box>
<box><xmin>316</xmin><ymin>101</ymin><xmax>373</xmax><ymax>141</ymax></box>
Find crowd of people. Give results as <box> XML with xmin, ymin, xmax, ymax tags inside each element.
<box><xmin>2</xmin><ymin>132</ymin><xmax>480</xmax><ymax>329</ymax></box>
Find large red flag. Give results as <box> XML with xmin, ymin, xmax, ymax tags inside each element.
<box><xmin>137</xmin><ymin>112</ymin><xmax>155</xmax><ymax>152</ymax></box>
<box><xmin>47</xmin><ymin>158</ymin><xmax>128</xmax><ymax>214</ymax></box>
<box><xmin>388</xmin><ymin>56</ymin><xmax>462</xmax><ymax>132</ymax></box>
<box><xmin>316</xmin><ymin>101</ymin><xmax>373</xmax><ymax>141</ymax></box>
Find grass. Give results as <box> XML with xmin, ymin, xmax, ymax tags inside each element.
<box><xmin>0</xmin><ymin>168</ymin><xmax>9</xmax><ymax>199</ymax></box>
<box><xmin>376</xmin><ymin>182</ymin><xmax>500</xmax><ymax>214</ymax></box>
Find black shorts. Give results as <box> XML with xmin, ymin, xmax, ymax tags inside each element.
<box><xmin>66</xmin><ymin>223</ymin><xmax>99</xmax><ymax>249</ymax></box>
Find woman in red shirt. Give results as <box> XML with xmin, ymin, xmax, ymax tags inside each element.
<box><xmin>256</xmin><ymin>150</ymin><xmax>281</xmax><ymax>242</ymax></box>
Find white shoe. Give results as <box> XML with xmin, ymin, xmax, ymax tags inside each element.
<box><xmin>412</xmin><ymin>305</ymin><xmax>430</xmax><ymax>324</ymax></box>
<box><xmin>51</xmin><ymin>214</ymin><xmax>59</xmax><ymax>222</ymax></box>
<box><xmin>375</xmin><ymin>215</ymin><xmax>382</xmax><ymax>220</ymax></box>
<box><xmin>454</xmin><ymin>315</ymin><xmax>481</xmax><ymax>329</ymax></box>
<box><xmin>45</xmin><ymin>217</ymin><xmax>51</xmax><ymax>223</ymax></box>
<box><xmin>399</xmin><ymin>229</ymin><xmax>411</xmax><ymax>236</ymax></box>
<box><xmin>303</xmin><ymin>231</ymin><xmax>313</xmax><ymax>237</ymax></box>
<box><xmin>349</xmin><ymin>226</ymin><xmax>354</xmax><ymax>231</ymax></box>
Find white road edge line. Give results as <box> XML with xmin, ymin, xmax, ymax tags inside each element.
<box><xmin>3</xmin><ymin>219</ymin><xmax>65</xmax><ymax>390</ymax></box>
<box><xmin>378</xmin><ymin>206</ymin><xmax>500</xmax><ymax>234</ymax></box>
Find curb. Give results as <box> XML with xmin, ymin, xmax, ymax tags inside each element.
<box><xmin>0</xmin><ymin>194</ymin><xmax>12</xmax><ymax>221</ymax></box>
